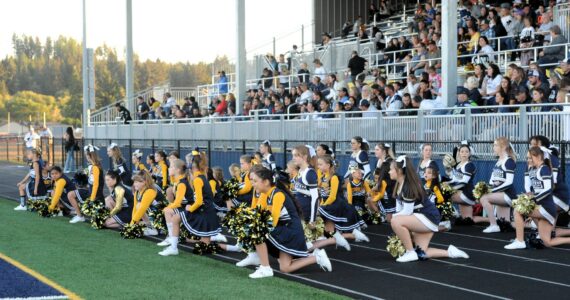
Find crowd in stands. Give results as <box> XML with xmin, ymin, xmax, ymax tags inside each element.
<box><xmin>129</xmin><ymin>0</ymin><xmax>569</xmax><ymax>122</ymax></box>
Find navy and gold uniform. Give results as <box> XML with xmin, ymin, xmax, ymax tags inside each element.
<box><xmin>48</xmin><ymin>175</ymin><xmax>76</xmax><ymax>211</ymax></box>
<box><xmin>133</xmin><ymin>162</ymin><xmax>147</xmax><ymax>175</ymax></box>
<box><xmin>418</xmin><ymin>159</ymin><xmax>438</xmax><ymax>186</ymax></box>
<box><xmin>179</xmin><ymin>172</ymin><xmax>221</xmax><ymax>237</ymax></box>
<box><xmin>373</xmin><ymin>158</ymin><xmax>396</xmax><ymax>214</ymax></box>
<box><xmin>293</xmin><ymin>167</ymin><xmax>319</xmax><ymax>223</ymax></box>
<box><xmin>262</xmin><ymin>153</ymin><xmax>276</xmax><ymax>171</ymax></box>
<box><xmin>155</xmin><ymin>161</ymin><xmax>169</xmax><ymax>191</ymax></box>
<box><xmin>132</xmin><ymin>187</ymin><xmax>158</xmax><ymax>224</ymax></box>
<box><xmin>168</xmin><ymin>175</ymin><xmax>193</xmax><ymax>211</ymax></box>
<box><xmin>234</xmin><ymin>171</ymin><xmax>253</xmax><ymax>206</ymax></box>
<box><xmin>551</xmin><ymin>154</ymin><xmax>570</xmax><ymax>212</ymax></box>
<box><xmin>87</xmin><ymin>164</ymin><xmax>104</xmax><ymax>202</ymax></box>
<box><xmin>43</xmin><ymin>173</ymin><xmax>53</xmax><ymax>194</ymax></box>
<box><xmin>210</xmin><ymin>179</ymin><xmax>228</xmax><ymax>212</ymax></box>
<box><xmin>113</xmin><ymin>157</ymin><xmax>133</xmax><ymax>187</ymax></box>
<box><xmin>489</xmin><ymin>157</ymin><xmax>517</xmax><ymax>204</ymax></box>
<box><xmin>318</xmin><ymin>172</ymin><xmax>365</xmax><ymax>232</ymax></box>
<box><xmin>447</xmin><ymin>161</ymin><xmax>476</xmax><ymax>205</ymax></box>
<box><xmin>265</xmin><ymin>187</ymin><xmax>309</xmax><ymax>258</ymax></box>
<box><xmin>346</xmin><ymin>178</ymin><xmax>371</xmax><ymax>211</ymax></box>
<box><xmin>395</xmin><ymin>189</ymin><xmax>441</xmax><ymax>232</ymax></box>
<box><xmin>344</xmin><ymin>150</ymin><xmax>371</xmax><ymax>179</ymax></box>
<box><xmin>424</xmin><ymin>179</ymin><xmax>451</xmax><ymax>221</ymax></box>
<box><xmin>250</xmin><ymin>190</ymin><xmax>268</xmax><ymax>210</ymax></box>
<box><xmin>26</xmin><ymin>160</ymin><xmax>47</xmax><ymax>200</ymax></box>
<box><xmin>525</xmin><ymin>165</ymin><xmax>556</xmax><ymax>225</ymax></box>
<box><xmin>109</xmin><ymin>184</ymin><xmax>134</xmax><ymax>226</ymax></box>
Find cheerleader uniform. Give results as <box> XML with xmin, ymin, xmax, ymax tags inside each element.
<box><xmin>447</xmin><ymin>161</ymin><xmax>477</xmax><ymax>205</ymax></box>
<box><xmin>344</xmin><ymin>150</ymin><xmax>371</xmax><ymax>179</ymax></box>
<box><xmin>132</xmin><ymin>187</ymin><xmax>158</xmax><ymax>223</ymax></box>
<box><xmin>289</xmin><ymin>173</ymin><xmax>298</xmax><ymax>193</ymax></box>
<box><xmin>489</xmin><ymin>157</ymin><xmax>517</xmax><ymax>205</ymax></box>
<box><xmin>418</xmin><ymin>159</ymin><xmax>438</xmax><ymax>186</ymax></box>
<box><xmin>395</xmin><ymin>190</ymin><xmax>441</xmax><ymax>232</ymax></box>
<box><xmin>48</xmin><ymin>175</ymin><xmax>76</xmax><ymax>211</ymax></box>
<box><xmin>265</xmin><ymin>187</ymin><xmax>309</xmax><ymax>258</ymax></box>
<box><xmin>43</xmin><ymin>173</ymin><xmax>53</xmax><ymax>195</ymax></box>
<box><xmin>318</xmin><ymin>172</ymin><xmax>365</xmax><ymax>232</ymax></box>
<box><xmin>26</xmin><ymin>160</ymin><xmax>47</xmax><ymax>201</ymax></box>
<box><xmin>262</xmin><ymin>153</ymin><xmax>276</xmax><ymax>171</ymax></box>
<box><xmin>113</xmin><ymin>158</ymin><xmax>133</xmax><ymax>187</ymax></box>
<box><xmin>550</xmin><ymin>154</ymin><xmax>570</xmax><ymax>212</ymax></box>
<box><xmin>109</xmin><ymin>184</ymin><xmax>134</xmax><ymax>226</ymax></box>
<box><xmin>250</xmin><ymin>190</ymin><xmax>268</xmax><ymax>209</ymax></box>
<box><xmin>168</xmin><ymin>175</ymin><xmax>192</xmax><ymax>211</ymax></box>
<box><xmin>179</xmin><ymin>172</ymin><xmax>221</xmax><ymax>237</ymax></box>
<box><xmin>133</xmin><ymin>162</ymin><xmax>147</xmax><ymax>175</ymax></box>
<box><xmin>234</xmin><ymin>171</ymin><xmax>253</xmax><ymax>206</ymax></box>
<box><xmin>86</xmin><ymin>164</ymin><xmax>104</xmax><ymax>202</ymax></box>
<box><xmin>525</xmin><ymin>165</ymin><xmax>557</xmax><ymax>225</ymax></box>
<box><xmin>293</xmin><ymin>167</ymin><xmax>319</xmax><ymax>223</ymax></box>
<box><xmin>374</xmin><ymin>158</ymin><xmax>396</xmax><ymax>214</ymax></box>
<box><xmin>210</xmin><ymin>179</ymin><xmax>228</xmax><ymax>212</ymax></box>
<box><xmin>347</xmin><ymin>178</ymin><xmax>371</xmax><ymax>211</ymax></box>
<box><xmin>155</xmin><ymin>161</ymin><xmax>169</xmax><ymax>191</ymax></box>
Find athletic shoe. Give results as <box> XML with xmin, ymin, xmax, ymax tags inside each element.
<box><xmin>157</xmin><ymin>239</ymin><xmax>170</xmax><ymax>246</ymax></box>
<box><xmin>143</xmin><ymin>228</ymin><xmax>158</xmax><ymax>236</ymax></box>
<box><xmin>334</xmin><ymin>231</ymin><xmax>351</xmax><ymax>251</ymax></box>
<box><xmin>314</xmin><ymin>249</ymin><xmax>332</xmax><ymax>272</ymax></box>
<box><xmin>211</xmin><ymin>233</ymin><xmax>227</xmax><ymax>243</ymax></box>
<box><xmin>306</xmin><ymin>241</ymin><xmax>314</xmax><ymax>250</ymax></box>
<box><xmin>69</xmin><ymin>215</ymin><xmax>85</xmax><ymax>224</ymax></box>
<box><xmin>248</xmin><ymin>265</ymin><xmax>273</xmax><ymax>279</ymax></box>
<box><xmin>504</xmin><ymin>239</ymin><xmax>526</xmax><ymax>250</ymax></box>
<box><xmin>353</xmin><ymin>229</ymin><xmax>370</xmax><ymax>242</ymax></box>
<box><xmin>158</xmin><ymin>247</ymin><xmax>179</xmax><ymax>256</ymax></box>
<box><xmin>447</xmin><ymin>245</ymin><xmax>469</xmax><ymax>258</ymax></box>
<box><xmin>396</xmin><ymin>250</ymin><xmax>418</xmax><ymax>263</ymax></box>
<box><xmin>14</xmin><ymin>205</ymin><xmax>27</xmax><ymax>211</ymax></box>
<box><xmin>439</xmin><ymin>220</ymin><xmax>452</xmax><ymax>231</ymax></box>
<box><xmin>57</xmin><ymin>211</ymin><xmax>64</xmax><ymax>217</ymax></box>
<box><xmin>482</xmin><ymin>224</ymin><xmax>501</xmax><ymax>233</ymax></box>
<box><xmin>236</xmin><ymin>253</ymin><xmax>260</xmax><ymax>267</ymax></box>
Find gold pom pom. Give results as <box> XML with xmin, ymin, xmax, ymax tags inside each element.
<box><xmin>386</xmin><ymin>235</ymin><xmax>406</xmax><ymax>258</ymax></box>
<box><xmin>512</xmin><ymin>194</ymin><xmax>536</xmax><ymax>216</ymax></box>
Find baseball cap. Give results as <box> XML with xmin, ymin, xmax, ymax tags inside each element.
<box><xmin>359</xmin><ymin>99</ymin><xmax>370</xmax><ymax>107</ymax></box>
<box><xmin>457</xmin><ymin>86</ymin><xmax>469</xmax><ymax>95</ymax></box>
<box><xmin>527</xmin><ymin>70</ymin><xmax>540</xmax><ymax>77</ymax></box>
<box><xmin>560</xmin><ymin>58</ymin><xmax>570</xmax><ymax>64</ymax></box>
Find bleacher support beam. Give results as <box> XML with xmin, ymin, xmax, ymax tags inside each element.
<box><xmin>235</xmin><ymin>0</ymin><xmax>246</xmax><ymax>115</ymax></box>
<box><xmin>442</xmin><ymin>0</ymin><xmax>458</xmax><ymax>107</ymax></box>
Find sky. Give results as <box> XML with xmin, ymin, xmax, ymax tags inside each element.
<box><xmin>0</xmin><ymin>0</ymin><xmax>313</xmax><ymax>64</ymax></box>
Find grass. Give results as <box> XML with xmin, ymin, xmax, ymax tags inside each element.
<box><xmin>0</xmin><ymin>198</ymin><xmax>346</xmax><ymax>300</ymax></box>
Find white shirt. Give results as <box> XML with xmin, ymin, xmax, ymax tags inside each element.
<box><xmin>314</xmin><ymin>67</ymin><xmax>327</xmax><ymax>81</ymax></box>
<box><xmin>39</xmin><ymin>128</ymin><xmax>53</xmax><ymax>139</ymax></box>
<box><xmin>501</xmin><ymin>15</ymin><xmax>515</xmax><ymax>36</ymax></box>
<box><xmin>299</xmin><ymin>90</ymin><xmax>314</xmax><ymax>104</ymax></box>
<box><xmin>24</xmin><ymin>132</ymin><xmax>40</xmax><ymax>148</ymax></box>
<box><xmin>485</xmin><ymin>75</ymin><xmax>503</xmax><ymax>96</ymax></box>
<box><xmin>163</xmin><ymin>97</ymin><xmax>177</xmax><ymax>108</ymax></box>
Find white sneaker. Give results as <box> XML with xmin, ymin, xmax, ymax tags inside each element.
<box><xmin>14</xmin><ymin>205</ymin><xmax>27</xmax><ymax>211</ymax></box>
<box><xmin>314</xmin><ymin>249</ymin><xmax>332</xmax><ymax>272</ymax></box>
<box><xmin>353</xmin><ymin>229</ymin><xmax>370</xmax><ymax>243</ymax></box>
<box><xmin>143</xmin><ymin>228</ymin><xmax>159</xmax><ymax>236</ymax></box>
<box><xmin>439</xmin><ymin>220</ymin><xmax>451</xmax><ymax>231</ymax></box>
<box><xmin>447</xmin><ymin>245</ymin><xmax>469</xmax><ymax>258</ymax></box>
<box><xmin>236</xmin><ymin>253</ymin><xmax>261</xmax><ymax>267</ymax></box>
<box><xmin>334</xmin><ymin>231</ymin><xmax>351</xmax><ymax>251</ymax></box>
<box><xmin>483</xmin><ymin>224</ymin><xmax>501</xmax><ymax>233</ymax></box>
<box><xmin>57</xmin><ymin>211</ymin><xmax>64</xmax><ymax>217</ymax></box>
<box><xmin>504</xmin><ymin>239</ymin><xmax>526</xmax><ymax>250</ymax></box>
<box><xmin>69</xmin><ymin>215</ymin><xmax>85</xmax><ymax>224</ymax></box>
<box><xmin>249</xmin><ymin>265</ymin><xmax>273</xmax><ymax>279</ymax></box>
<box><xmin>306</xmin><ymin>241</ymin><xmax>314</xmax><ymax>250</ymax></box>
<box><xmin>157</xmin><ymin>239</ymin><xmax>171</xmax><ymax>247</ymax></box>
<box><xmin>211</xmin><ymin>233</ymin><xmax>227</xmax><ymax>243</ymax></box>
<box><xmin>158</xmin><ymin>246</ymin><xmax>179</xmax><ymax>256</ymax></box>
<box><xmin>530</xmin><ymin>221</ymin><xmax>538</xmax><ymax>229</ymax></box>
<box><xmin>396</xmin><ymin>250</ymin><xmax>419</xmax><ymax>262</ymax></box>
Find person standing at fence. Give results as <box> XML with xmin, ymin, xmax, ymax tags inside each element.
<box><xmin>63</xmin><ymin>127</ymin><xmax>77</xmax><ymax>174</ymax></box>
<box><xmin>38</xmin><ymin>126</ymin><xmax>53</xmax><ymax>166</ymax></box>
<box><xmin>23</xmin><ymin>126</ymin><xmax>40</xmax><ymax>151</ymax></box>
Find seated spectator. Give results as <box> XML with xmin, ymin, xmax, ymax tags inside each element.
<box><xmin>427</xmin><ymin>66</ymin><xmax>441</xmax><ymax>94</ymax></box>
<box><xmin>317</xmin><ymin>99</ymin><xmax>334</xmax><ymax>119</ymax></box>
<box><xmin>215</xmin><ymin>94</ymin><xmax>228</xmax><ymax>116</ymax></box>
<box><xmin>453</xmin><ymin>87</ymin><xmax>478</xmax><ymax>114</ymax></box>
<box><xmin>482</xmin><ymin>63</ymin><xmax>502</xmax><ymax>105</ymax></box>
<box><xmin>512</xmin><ymin>86</ymin><xmax>531</xmax><ymax>110</ymax></box>
<box><xmin>298</xmin><ymin>83</ymin><xmax>314</xmax><ymax>104</ymax></box>
<box><xmin>425</xmin><ymin>40</ymin><xmax>441</xmax><ymax>69</ymax></box>
<box><xmin>342</xmin><ymin>97</ymin><xmax>361</xmax><ymax>118</ymax></box>
<box><xmin>283</xmin><ymin>95</ymin><xmax>299</xmax><ymax>116</ymax></box>
<box><xmin>475</xmin><ymin>36</ymin><xmax>495</xmax><ymax>63</ymax></box>
<box><xmin>411</xmin><ymin>95</ymin><xmax>422</xmax><ymax>110</ymax></box>
<box><xmin>538</xmin><ymin>25</ymin><xmax>566</xmax><ymax>67</ymax></box>
<box><xmin>148</xmin><ymin>97</ymin><xmax>160</xmax><ymax>119</ymax></box>
<box><xmin>519</xmin><ymin>16</ymin><xmax>536</xmax><ymax>66</ymax></box>
<box><xmin>191</xmin><ymin>107</ymin><xmax>203</xmax><ymax>121</ymax></box>
<box><xmin>258</xmin><ymin>68</ymin><xmax>274</xmax><ymax>90</ymax></box>
<box><xmin>273</xmin><ymin>100</ymin><xmax>285</xmax><ymax>116</ymax></box>
<box><xmin>418</xmin><ymin>80</ymin><xmax>433</xmax><ymax>100</ymax></box>
<box><xmin>527</xmin><ymin>69</ymin><xmax>551</xmax><ymax>98</ymax></box>
<box><xmin>399</xmin><ymin>93</ymin><xmax>417</xmax><ymax>116</ymax></box>
<box><xmin>313</xmin><ymin>59</ymin><xmax>327</xmax><ymax>81</ymax></box>
<box><xmin>310</xmin><ymin>76</ymin><xmax>327</xmax><ymax>93</ymax></box>
<box><xmin>174</xmin><ymin>107</ymin><xmax>187</xmax><ymax>122</ymax></box>
<box><xmin>478</xmin><ymin>18</ymin><xmax>496</xmax><ymax>49</ymax></box>
<box><xmin>404</xmin><ymin>74</ymin><xmax>419</xmax><ymax>97</ymax></box>
<box><xmin>182</xmin><ymin>97</ymin><xmax>193</xmax><ymax>116</ymax></box>
<box><xmin>465</xmin><ymin>76</ymin><xmax>483</xmax><ymax>106</ymax></box>
<box><xmin>560</xmin><ymin>58</ymin><xmax>570</xmax><ymax>80</ymax></box>
<box><xmin>359</xmin><ymin>99</ymin><xmax>378</xmax><ymax>118</ymax></box>
<box><xmin>495</xmin><ymin>91</ymin><xmax>511</xmax><ymax>113</ymax></box>
<box><xmin>161</xmin><ymin>92</ymin><xmax>177</xmax><ymax>116</ymax></box>
<box><xmin>410</xmin><ymin>43</ymin><xmax>428</xmax><ymax>75</ymax></box>
<box><xmin>384</xmin><ymin>84</ymin><xmax>403</xmax><ymax>116</ymax></box>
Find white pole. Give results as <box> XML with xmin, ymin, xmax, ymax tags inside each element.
<box><xmin>442</xmin><ymin>0</ymin><xmax>458</xmax><ymax>107</ymax></box>
<box><xmin>126</xmin><ymin>0</ymin><xmax>134</xmax><ymax>115</ymax></box>
<box><xmin>82</xmin><ymin>0</ymin><xmax>88</xmax><ymax>133</ymax></box>
<box><xmin>235</xmin><ymin>0</ymin><xmax>246</xmax><ymax>115</ymax></box>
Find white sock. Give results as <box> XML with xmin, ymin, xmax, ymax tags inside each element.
<box><xmin>166</xmin><ymin>222</ymin><xmax>173</xmax><ymax>237</ymax></box>
<box><xmin>225</xmin><ymin>244</ymin><xmax>240</xmax><ymax>252</ymax></box>
<box><xmin>169</xmin><ymin>236</ymin><xmax>179</xmax><ymax>248</ymax></box>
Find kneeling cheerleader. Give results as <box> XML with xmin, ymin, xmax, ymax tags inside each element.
<box><xmin>103</xmin><ymin>170</ymin><xmax>134</xmax><ymax>229</ymax></box>
<box><xmin>47</xmin><ymin>166</ymin><xmax>76</xmax><ymax>214</ymax></box>
<box><xmin>390</xmin><ymin>156</ymin><xmax>469</xmax><ymax>262</ymax></box>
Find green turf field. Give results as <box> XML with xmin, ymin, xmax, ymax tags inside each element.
<box><xmin>0</xmin><ymin>199</ymin><xmax>346</xmax><ymax>299</ymax></box>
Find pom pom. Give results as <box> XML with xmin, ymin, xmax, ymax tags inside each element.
<box><xmin>33</xmin><ymin>199</ymin><xmax>60</xmax><ymax>218</ymax></box>
<box><xmin>80</xmin><ymin>200</ymin><xmax>98</xmax><ymax>217</ymax></box>
<box><xmin>365</xmin><ymin>179</ymin><xmax>376</xmax><ymax>190</ymax></box>
<box><xmin>26</xmin><ymin>199</ymin><xmax>43</xmax><ymax>212</ymax></box>
<box><xmin>220</xmin><ymin>178</ymin><xmax>240</xmax><ymax>201</ymax></box>
<box><xmin>472</xmin><ymin>181</ymin><xmax>491</xmax><ymax>201</ymax></box>
<box><xmin>436</xmin><ymin>200</ymin><xmax>454</xmax><ymax>220</ymax></box>
<box><xmin>179</xmin><ymin>226</ymin><xmax>200</xmax><ymax>243</ymax></box>
<box><xmin>512</xmin><ymin>194</ymin><xmax>536</xmax><ymax>216</ymax></box>
<box><xmin>442</xmin><ymin>154</ymin><xmax>456</xmax><ymax>169</ymax></box>
<box><xmin>222</xmin><ymin>204</ymin><xmax>272</xmax><ymax>252</ymax></box>
<box><xmin>89</xmin><ymin>202</ymin><xmax>110</xmax><ymax>229</ymax></box>
<box><xmin>386</xmin><ymin>235</ymin><xmax>406</xmax><ymax>258</ymax></box>
<box><xmin>302</xmin><ymin>217</ymin><xmax>325</xmax><ymax>242</ymax></box>
<box><xmin>120</xmin><ymin>223</ymin><xmax>145</xmax><ymax>239</ymax></box>
<box><xmin>148</xmin><ymin>200</ymin><xmax>168</xmax><ymax>233</ymax></box>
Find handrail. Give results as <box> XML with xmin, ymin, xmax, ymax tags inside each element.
<box><xmin>90</xmin><ymin>80</ymin><xmax>170</xmax><ymax>116</ymax></box>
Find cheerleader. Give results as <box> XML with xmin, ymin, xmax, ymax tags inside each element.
<box><xmin>344</xmin><ymin>136</ymin><xmax>371</xmax><ymax>180</ymax></box>
<box><xmin>228</xmin><ymin>163</ymin><xmax>241</xmax><ymax>181</ymax></box>
<box><xmin>147</xmin><ymin>154</ymin><xmax>157</xmax><ymax>175</ymax></box>
<box><xmin>370</xmin><ymin>143</ymin><xmax>396</xmax><ymax>221</ymax></box>
<box><xmin>42</xmin><ymin>165</ymin><xmax>53</xmax><ymax>196</ymax></box>
<box><xmin>390</xmin><ymin>156</ymin><xmax>469</xmax><ymax>262</ymax></box>
<box><xmin>291</xmin><ymin>145</ymin><xmax>320</xmax><ymax>225</ymax></box>
<box><xmin>259</xmin><ymin>140</ymin><xmax>276</xmax><ymax>170</ymax></box>
<box><xmin>159</xmin><ymin>156</ymin><xmax>222</xmax><ymax>256</ymax></box>
<box><xmin>286</xmin><ymin>160</ymin><xmax>299</xmax><ymax>192</ymax></box>
<box><xmin>15</xmin><ymin>149</ymin><xmax>47</xmax><ymax>211</ymax></box>
<box><xmin>130</xmin><ymin>170</ymin><xmax>159</xmax><ymax>233</ymax></box>
<box><xmin>481</xmin><ymin>137</ymin><xmax>517</xmax><ymax>233</ymax></box>
<box><xmin>68</xmin><ymin>145</ymin><xmax>104</xmax><ymax>224</ymax></box>
<box><xmin>423</xmin><ymin>163</ymin><xmax>452</xmax><ymax>231</ymax></box>
<box><xmin>47</xmin><ymin>166</ymin><xmax>75</xmax><ymax>213</ymax></box>
<box><xmin>131</xmin><ymin>150</ymin><xmax>147</xmax><ymax>175</ymax></box>
<box><xmin>234</xmin><ymin>155</ymin><xmax>254</xmax><ymax>206</ymax></box>
<box><xmin>247</xmin><ymin>167</ymin><xmax>332</xmax><ymax>279</ymax></box>
<box><xmin>154</xmin><ymin>150</ymin><xmax>169</xmax><ymax>192</ymax></box>
<box><xmin>316</xmin><ymin>144</ymin><xmax>334</xmax><ymax>157</ymax></box>
<box><xmin>210</xmin><ymin>167</ymin><xmax>228</xmax><ymax>213</ymax></box>
<box><xmin>158</xmin><ymin>159</ymin><xmax>192</xmax><ymax>246</ymax></box>
<box><xmin>107</xmin><ymin>143</ymin><xmax>133</xmax><ymax>187</ymax></box>
<box><xmin>103</xmin><ymin>170</ymin><xmax>134</xmax><ymax>229</ymax></box>
<box><xmin>346</xmin><ymin>165</ymin><xmax>372</xmax><ymax>212</ymax></box>
<box><xmin>445</xmin><ymin>141</ymin><xmax>480</xmax><ymax>225</ymax></box>
<box><xmin>504</xmin><ymin>146</ymin><xmax>570</xmax><ymax>249</ymax></box>
<box><xmin>312</xmin><ymin>155</ymin><xmax>368</xmax><ymax>251</ymax></box>
<box><xmin>418</xmin><ymin>144</ymin><xmax>438</xmax><ymax>186</ymax></box>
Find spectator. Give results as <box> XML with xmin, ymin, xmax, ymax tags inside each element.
<box><xmin>162</xmin><ymin>92</ymin><xmax>177</xmax><ymax>116</ymax></box>
<box><xmin>404</xmin><ymin>74</ymin><xmax>420</xmax><ymax>97</ymax></box>
<box><xmin>356</xmin><ymin>24</ymin><xmax>369</xmax><ymax>42</ymax></box>
<box><xmin>273</xmin><ymin>100</ymin><xmax>285</xmax><ymax>116</ymax></box>
<box><xmin>500</xmin><ymin>3</ymin><xmax>516</xmax><ymax>51</ymax></box>
<box><xmin>259</xmin><ymin>68</ymin><xmax>274</xmax><ymax>90</ymax></box>
<box><xmin>310</xmin><ymin>76</ymin><xmax>327</xmax><ymax>93</ymax></box>
<box><xmin>465</xmin><ymin>76</ymin><xmax>483</xmax><ymax>106</ymax></box>
<box><xmin>191</xmin><ymin>107</ymin><xmax>203</xmax><ymax>121</ymax></box>
<box><xmin>174</xmin><ymin>107</ymin><xmax>187</xmax><ymax>121</ymax></box>
<box><xmin>519</xmin><ymin>16</ymin><xmax>536</xmax><ymax>66</ymax></box>
<box><xmin>136</xmin><ymin>96</ymin><xmax>150</xmax><ymax>120</ymax></box>
<box><xmin>560</xmin><ymin>59</ymin><xmax>570</xmax><ymax>80</ymax></box>
<box><xmin>358</xmin><ymin>99</ymin><xmax>374</xmax><ymax>117</ymax></box>
<box><xmin>411</xmin><ymin>95</ymin><xmax>422</xmax><ymax>109</ymax></box>
<box><xmin>342</xmin><ymin>97</ymin><xmax>361</xmax><ymax>118</ymax></box>
<box><xmin>215</xmin><ymin>94</ymin><xmax>228</xmax><ymax>116</ymax></box>
<box><xmin>286</xmin><ymin>45</ymin><xmax>298</xmax><ymax>70</ymax></box>
<box><xmin>538</xmin><ymin>25</ymin><xmax>566</xmax><ymax>67</ymax></box>
<box><xmin>427</xmin><ymin>66</ymin><xmax>442</xmax><ymax>94</ymax></box>
<box><xmin>148</xmin><ymin>97</ymin><xmax>160</xmax><ymax>119</ymax></box>
<box><xmin>297</xmin><ymin>62</ymin><xmax>310</xmax><ymax>83</ymax></box>
<box><xmin>513</xmin><ymin>86</ymin><xmax>531</xmax><ymax>109</ymax></box>
<box><xmin>63</xmin><ymin>127</ymin><xmax>77</xmax><ymax>173</ymax></box>
<box><xmin>348</xmin><ymin>51</ymin><xmax>367</xmax><ymax>82</ymax></box>
<box><xmin>298</xmin><ymin>82</ymin><xmax>314</xmax><ymax>104</ymax></box>
<box><xmin>277</xmin><ymin>55</ymin><xmax>290</xmax><ymax>89</ymax></box>
<box><xmin>410</xmin><ymin>43</ymin><xmax>428</xmax><ymax>76</ymax></box>
<box><xmin>325</xmin><ymin>74</ymin><xmax>340</xmax><ymax>101</ymax></box>
<box><xmin>384</xmin><ymin>84</ymin><xmax>403</xmax><ymax>116</ymax></box>
<box><xmin>453</xmin><ymin>87</ymin><xmax>478</xmax><ymax>114</ymax></box>
<box><xmin>317</xmin><ymin>99</ymin><xmax>334</xmax><ymax>119</ymax></box>
<box><xmin>227</xmin><ymin>93</ymin><xmax>237</xmax><ymax>115</ymax></box>
<box><xmin>418</xmin><ymin>80</ymin><xmax>433</xmax><ymax>100</ymax></box>
<box><xmin>115</xmin><ymin>103</ymin><xmax>132</xmax><ymax>124</ymax></box>
<box><xmin>313</xmin><ymin>59</ymin><xmax>327</xmax><ymax>81</ymax></box>
<box><xmin>530</xmin><ymin>88</ymin><xmax>549</xmax><ymax>112</ymax></box>
<box><xmin>498</xmin><ymin>76</ymin><xmax>513</xmax><ymax>104</ymax></box>
<box><xmin>478</xmin><ymin>18</ymin><xmax>496</xmax><ymax>49</ymax></box>
<box><xmin>482</xmin><ymin>63</ymin><xmax>502</xmax><ymax>105</ymax></box>
<box><xmin>368</xmin><ymin>3</ymin><xmax>378</xmax><ymax>22</ymax></box>
<box><xmin>218</xmin><ymin>71</ymin><xmax>229</xmax><ymax>95</ymax></box>
<box><xmin>527</xmin><ymin>69</ymin><xmax>550</xmax><ymax>98</ymax></box>
<box><xmin>537</xmin><ymin>11</ymin><xmax>554</xmax><ymax>39</ymax></box>
<box><xmin>399</xmin><ymin>94</ymin><xmax>416</xmax><ymax>116</ymax></box>
<box><xmin>425</xmin><ymin>40</ymin><xmax>441</xmax><ymax>69</ymax></box>
<box><xmin>495</xmin><ymin>91</ymin><xmax>511</xmax><ymax>113</ymax></box>
<box><xmin>475</xmin><ymin>36</ymin><xmax>495</xmax><ymax>63</ymax></box>
<box><xmin>24</xmin><ymin>126</ymin><xmax>40</xmax><ymax>150</ymax></box>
